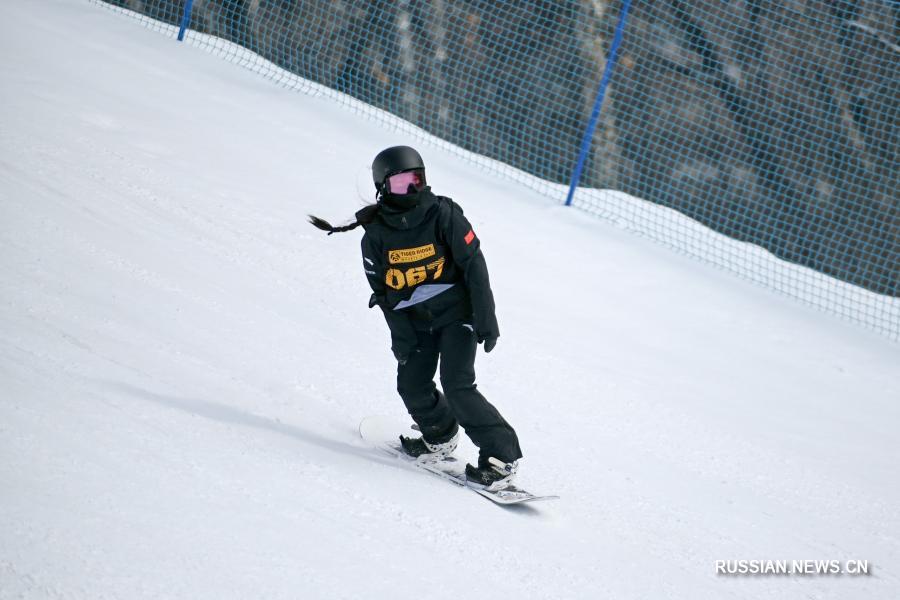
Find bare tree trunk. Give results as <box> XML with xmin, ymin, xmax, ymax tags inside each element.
<box><xmin>584</xmin><ymin>0</ymin><xmax>620</xmax><ymax>189</ymax></box>
<box><xmin>396</xmin><ymin>1</ymin><xmax>419</xmax><ymax>124</ymax></box>
<box><xmin>429</xmin><ymin>0</ymin><xmax>451</xmax><ymax>136</ymax></box>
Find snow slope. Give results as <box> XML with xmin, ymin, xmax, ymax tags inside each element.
<box><xmin>2</xmin><ymin>1</ymin><xmax>899</xmax><ymax>598</ymax></box>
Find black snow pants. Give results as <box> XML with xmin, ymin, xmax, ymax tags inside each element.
<box><xmin>397</xmin><ymin>320</ymin><xmax>522</xmax><ymax>464</ymax></box>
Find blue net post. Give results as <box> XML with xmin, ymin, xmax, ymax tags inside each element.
<box><xmin>177</xmin><ymin>0</ymin><xmax>194</xmax><ymax>42</ymax></box>
<box><xmin>564</xmin><ymin>0</ymin><xmax>632</xmax><ymax>207</ymax></box>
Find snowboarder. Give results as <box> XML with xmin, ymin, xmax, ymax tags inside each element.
<box><xmin>310</xmin><ymin>146</ymin><xmax>522</xmax><ymax>489</ymax></box>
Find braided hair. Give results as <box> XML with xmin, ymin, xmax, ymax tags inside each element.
<box><xmin>308</xmin><ymin>202</ymin><xmax>380</xmax><ymax>235</ymax></box>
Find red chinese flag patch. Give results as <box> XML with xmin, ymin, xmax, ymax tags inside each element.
<box><xmin>464</xmin><ymin>229</ymin><xmax>476</xmax><ymax>245</ymax></box>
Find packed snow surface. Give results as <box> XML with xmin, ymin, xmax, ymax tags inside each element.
<box><xmin>2</xmin><ymin>1</ymin><xmax>899</xmax><ymax>598</ymax></box>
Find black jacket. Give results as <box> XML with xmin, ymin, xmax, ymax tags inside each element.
<box><xmin>360</xmin><ymin>188</ymin><xmax>499</xmax><ymax>360</ymax></box>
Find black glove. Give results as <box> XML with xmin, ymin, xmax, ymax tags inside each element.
<box><xmin>478</xmin><ymin>334</ymin><xmax>498</xmax><ymax>353</ymax></box>
<box><xmin>372</xmin><ymin>294</ymin><xmax>419</xmax><ymax>366</ymax></box>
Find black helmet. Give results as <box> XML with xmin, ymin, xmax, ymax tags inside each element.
<box><xmin>372</xmin><ymin>146</ymin><xmax>425</xmax><ymax>192</ymax></box>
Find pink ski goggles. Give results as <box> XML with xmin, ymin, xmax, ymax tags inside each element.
<box><xmin>386</xmin><ymin>169</ymin><xmax>425</xmax><ymax>195</ymax></box>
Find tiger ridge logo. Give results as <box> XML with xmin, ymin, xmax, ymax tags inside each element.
<box><xmin>388</xmin><ymin>244</ymin><xmax>436</xmax><ymax>264</ymax></box>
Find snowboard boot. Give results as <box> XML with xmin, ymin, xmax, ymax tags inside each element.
<box><xmin>399</xmin><ymin>423</ymin><xmax>459</xmax><ymax>461</ymax></box>
<box><xmin>465</xmin><ymin>456</ymin><xmax>519</xmax><ymax>490</ymax></box>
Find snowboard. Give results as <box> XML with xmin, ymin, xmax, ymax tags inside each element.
<box><xmin>358</xmin><ymin>415</ymin><xmax>558</xmax><ymax>506</ymax></box>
